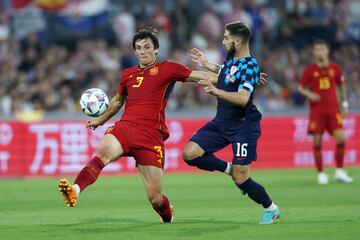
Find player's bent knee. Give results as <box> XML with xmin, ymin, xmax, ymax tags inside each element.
<box><xmin>231</xmin><ymin>166</ymin><xmax>250</xmax><ymax>184</ymax></box>
<box><xmin>182</xmin><ymin>143</ymin><xmax>204</xmax><ymax>161</ymax></box>
<box><xmin>334</xmin><ymin>135</ymin><xmax>345</xmax><ymax>144</ymax></box>
<box><xmin>182</xmin><ymin>150</ymin><xmax>196</xmax><ymax>161</ymax></box>
<box><xmin>96</xmin><ymin>147</ymin><xmax>115</xmax><ymax>165</ymax></box>
<box><xmin>233</xmin><ymin>174</ymin><xmax>249</xmax><ymax>185</ymax></box>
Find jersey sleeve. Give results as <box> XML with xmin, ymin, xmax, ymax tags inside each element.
<box><xmin>233</xmin><ymin>61</ymin><xmax>260</xmax><ymax>93</ymax></box>
<box><xmin>117</xmin><ymin>70</ymin><xmax>128</xmax><ymax>95</ymax></box>
<box><xmin>299</xmin><ymin>66</ymin><xmax>311</xmax><ymax>87</ymax></box>
<box><xmin>166</xmin><ymin>61</ymin><xmax>192</xmax><ymax>82</ymax></box>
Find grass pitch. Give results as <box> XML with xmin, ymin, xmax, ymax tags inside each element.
<box><xmin>0</xmin><ymin>168</ymin><xmax>359</xmax><ymax>240</ymax></box>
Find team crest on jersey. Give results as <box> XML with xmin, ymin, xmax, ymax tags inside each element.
<box><xmin>313</xmin><ymin>71</ymin><xmax>319</xmax><ymax>77</ymax></box>
<box><xmin>150</xmin><ymin>66</ymin><xmax>159</xmax><ymax>76</ymax></box>
<box><xmin>230</xmin><ymin>65</ymin><xmax>238</xmax><ymax>75</ymax></box>
<box><xmin>225</xmin><ymin>66</ymin><xmax>238</xmax><ymax>83</ymax></box>
<box><xmin>328</xmin><ymin>68</ymin><xmax>335</xmax><ymax>78</ymax></box>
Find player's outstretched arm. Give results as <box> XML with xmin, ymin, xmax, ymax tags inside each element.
<box><xmin>86</xmin><ymin>93</ymin><xmax>126</xmax><ymax>130</ymax></box>
<box><xmin>198</xmin><ymin>80</ymin><xmax>250</xmax><ymax>107</ymax></box>
<box><xmin>186</xmin><ymin>70</ymin><xmax>218</xmax><ymax>84</ymax></box>
<box><xmin>190</xmin><ymin>48</ymin><xmax>221</xmax><ymax>73</ymax></box>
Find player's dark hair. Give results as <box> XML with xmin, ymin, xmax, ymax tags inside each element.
<box><xmin>225</xmin><ymin>21</ymin><xmax>252</xmax><ymax>43</ymax></box>
<box><xmin>313</xmin><ymin>39</ymin><xmax>329</xmax><ymax>48</ymax></box>
<box><xmin>132</xmin><ymin>27</ymin><xmax>159</xmax><ymax>50</ymax></box>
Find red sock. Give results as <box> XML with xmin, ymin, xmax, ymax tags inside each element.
<box><xmin>313</xmin><ymin>145</ymin><xmax>323</xmax><ymax>172</ymax></box>
<box><xmin>74</xmin><ymin>156</ymin><xmax>105</xmax><ymax>192</ymax></box>
<box><xmin>153</xmin><ymin>195</ymin><xmax>172</xmax><ymax>222</ymax></box>
<box><xmin>335</xmin><ymin>143</ymin><xmax>345</xmax><ymax>168</ymax></box>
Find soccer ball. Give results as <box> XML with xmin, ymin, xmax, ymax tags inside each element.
<box><xmin>80</xmin><ymin>88</ymin><xmax>109</xmax><ymax>117</ymax></box>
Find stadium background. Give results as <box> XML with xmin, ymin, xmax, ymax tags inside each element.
<box><xmin>0</xmin><ymin>0</ymin><xmax>360</xmax><ymax>177</ymax></box>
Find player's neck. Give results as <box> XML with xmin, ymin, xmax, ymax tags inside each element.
<box><xmin>234</xmin><ymin>46</ymin><xmax>250</xmax><ymax>59</ymax></box>
<box><xmin>316</xmin><ymin>59</ymin><xmax>329</xmax><ymax>68</ymax></box>
<box><xmin>139</xmin><ymin>59</ymin><xmax>157</xmax><ymax>69</ymax></box>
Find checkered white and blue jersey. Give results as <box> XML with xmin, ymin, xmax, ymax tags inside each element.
<box><xmin>215</xmin><ymin>55</ymin><xmax>262</xmax><ymax>121</ymax></box>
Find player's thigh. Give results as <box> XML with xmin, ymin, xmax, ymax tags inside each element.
<box><xmin>106</xmin><ymin>121</ymin><xmax>133</xmax><ymax>155</ymax></box>
<box><xmin>138</xmin><ymin>165</ymin><xmax>163</xmax><ymax>201</ymax></box>
<box><xmin>96</xmin><ymin>134</ymin><xmax>124</xmax><ymax>165</ymax></box>
<box><xmin>231</xmin><ymin>121</ymin><xmax>261</xmax><ymax>165</ymax></box>
<box><xmin>183</xmin><ymin>141</ymin><xmax>205</xmax><ymax>160</ymax></box>
<box><xmin>189</xmin><ymin>121</ymin><xmax>228</xmax><ymax>154</ymax></box>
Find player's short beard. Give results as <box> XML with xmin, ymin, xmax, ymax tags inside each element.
<box><xmin>227</xmin><ymin>42</ymin><xmax>236</xmax><ymax>57</ymax></box>
<box><xmin>317</xmin><ymin>56</ymin><xmax>324</xmax><ymax>62</ymax></box>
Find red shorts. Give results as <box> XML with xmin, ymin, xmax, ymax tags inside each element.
<box><xmin>308</xmin><ymin>112</ymin><xmax>343</xmax><ymax>134</ymax></box>
<box><xmin>105</xmin><ymin>121</ymin><xmax>165</xmax><ymax>168</ymax></box>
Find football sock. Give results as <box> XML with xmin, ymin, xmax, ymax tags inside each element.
<box><xmin>224</xmin><ymin>163</ymin><xmax>232</xmax><ymax>175</ymax></box>
<box><xmin>153</xmin><ymin>195</ymin><xmax>172</xmax><ymax>222</ymax></box>
<box><xmin>335</xmin><ymin>143</ymin><xmax>345</xmax><ymax>168</ymax></box>
<box><xmin>73</xmin><ymin>184</ymin><xmax>80</xmax><ymax>197</ymax></box>
<box><xmin>185</xmin><ymin>153</ymin><xmax>228</xmax><ymax>172</ymax></box>
<box><xmin>313</xmin><ymin>145</ymin><xmax>323</xmax><ymax>172</ymax></box>
<box><xmin>236</xmin><ymin>178</ymin><xmax>272</xmax><ymax>208</ymax></box>
<box><xmin>74</xmin><ymin>156</ymin><xmax>105</xmax><ymax>192</ymax></box>
<box><xmin>265</xmin><ymin>202</ymin><xmax>278</xmax><ymax>211</ymax></box>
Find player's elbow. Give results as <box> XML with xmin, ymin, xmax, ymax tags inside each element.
<box><xmin>236</xmin><ymin>92</ymin><xmax>250</xmax><ymax>107</ymax></box>
<box><xmin>237</xmin><ymin>100</ymin><xmax>248</xmax><ymax>107</ymax></box>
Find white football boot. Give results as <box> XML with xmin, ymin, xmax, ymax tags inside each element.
<box><xmin>334</xmin><ymin>169</ymin><xmax>353</xmax><ymax>183</ymax></box>
<box><xmin>318</xmin><ymin>172</ymin><xmax>329</xmax><ymax>185</ymax></box>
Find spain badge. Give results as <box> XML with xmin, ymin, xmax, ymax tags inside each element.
<box><xmin>150</xmin><ymin>66</ymin><xmax>159</xmax><ymax>76</ymax></box>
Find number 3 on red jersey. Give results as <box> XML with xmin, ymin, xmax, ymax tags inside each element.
<box><xmin>133</xmin><ymin>77</ymin><xmax>144</xmax><ymax>88</ymax></box>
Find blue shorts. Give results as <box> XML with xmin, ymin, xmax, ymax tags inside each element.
<box><xmin>190</xmin><ymin>119</ymin><xmax>261</xmax><ymax>165</ymax></box>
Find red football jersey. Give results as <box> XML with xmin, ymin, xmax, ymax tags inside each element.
<box><xmin>299</xmin><ymin>63</ymin><xmax>344</xmax><ymax>114</ymax></box>
<box><xmin>117</xmin><ymin>61</ymin><xmax>192</xmax><ymax>139</ymax></box>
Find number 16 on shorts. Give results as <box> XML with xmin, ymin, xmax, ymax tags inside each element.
<box><xmin>236</xmin><ymin>143</ymin><xmax>248</xmax><ymax>157</ymax></box>
<box><xmin>234</xmin><ymin>141</ymin><xmax>257</xmax><ymax>165</ymax></box>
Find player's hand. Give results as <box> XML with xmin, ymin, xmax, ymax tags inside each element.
<box><xmin>190</xmin><ymin>48</ymin><xmax>208</xmax><ymax>68</ymax></box>
<box><xmin>86</xmin><ymin>118</ymin><xmax>104</xmax><ymax>130</ymax></box>
<box><xmin>308</xmin><ymin>92</ymin><xmax>321</xmax><ymax>102</ymax></box>
<box><xmin>198</xmin><ymin>80</ymin><xmax>220</xmax><ymax>96</ymax></box>
<box><xmin>259</xmin><ymin>72</ymin><xmax>268</xmax><ymax>85</ymax></box>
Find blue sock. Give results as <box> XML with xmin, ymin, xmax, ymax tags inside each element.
<box><xmin>185</xmin><ymin>153</ymin><xmax>228</xmax><ymax>172</ymax></box>
<box><xmin>237</xmin><ymin>178</ymin><xmax>272</xmax><ymax>208</ymax></box>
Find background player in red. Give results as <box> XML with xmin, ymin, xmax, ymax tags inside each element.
<box><xmin>298</xmin><ymin>39</ymin><xmax>353</xmax><ymax>185</ymax></box>
<box><xmin>58</xmin><ymin>28</ymin><xmax>213</xmax><ymax>222</ymax></box>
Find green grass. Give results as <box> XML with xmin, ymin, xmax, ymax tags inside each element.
<box><xmin>0</xmin><ymin>168</ymin><xmax>359</xmax><ymax>240</ymax></box>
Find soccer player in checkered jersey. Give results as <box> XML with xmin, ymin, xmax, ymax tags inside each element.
<box><xmin>183</xmin><ymin>22</ymin><xmax>280</xmax><ymax>224</ymax></box>
<box><xmin>58</xmin><ymin>28</ymin><xmax>222</xmax><ymax>223</ymax></box>
<box><xmin>298</xmin><ymin>39</ymin><xmax>353</xmax><ymax>184</ymax></box>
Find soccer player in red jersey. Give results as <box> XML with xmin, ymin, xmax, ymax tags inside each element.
<box><xmin>298</xmin><ymin>39</ymin><xmax>353</xmax><ymax>184</ymax></box>
<box><xmin>58</xmin><ymin>28</ymin><xmax>213</xmax><ymax>222</ymax></box>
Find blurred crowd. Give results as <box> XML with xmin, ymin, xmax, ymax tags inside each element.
<box><xmin>0</xmin><ymin>0</ymin><xmax>359</xmax><ymax>117</ymax></box>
